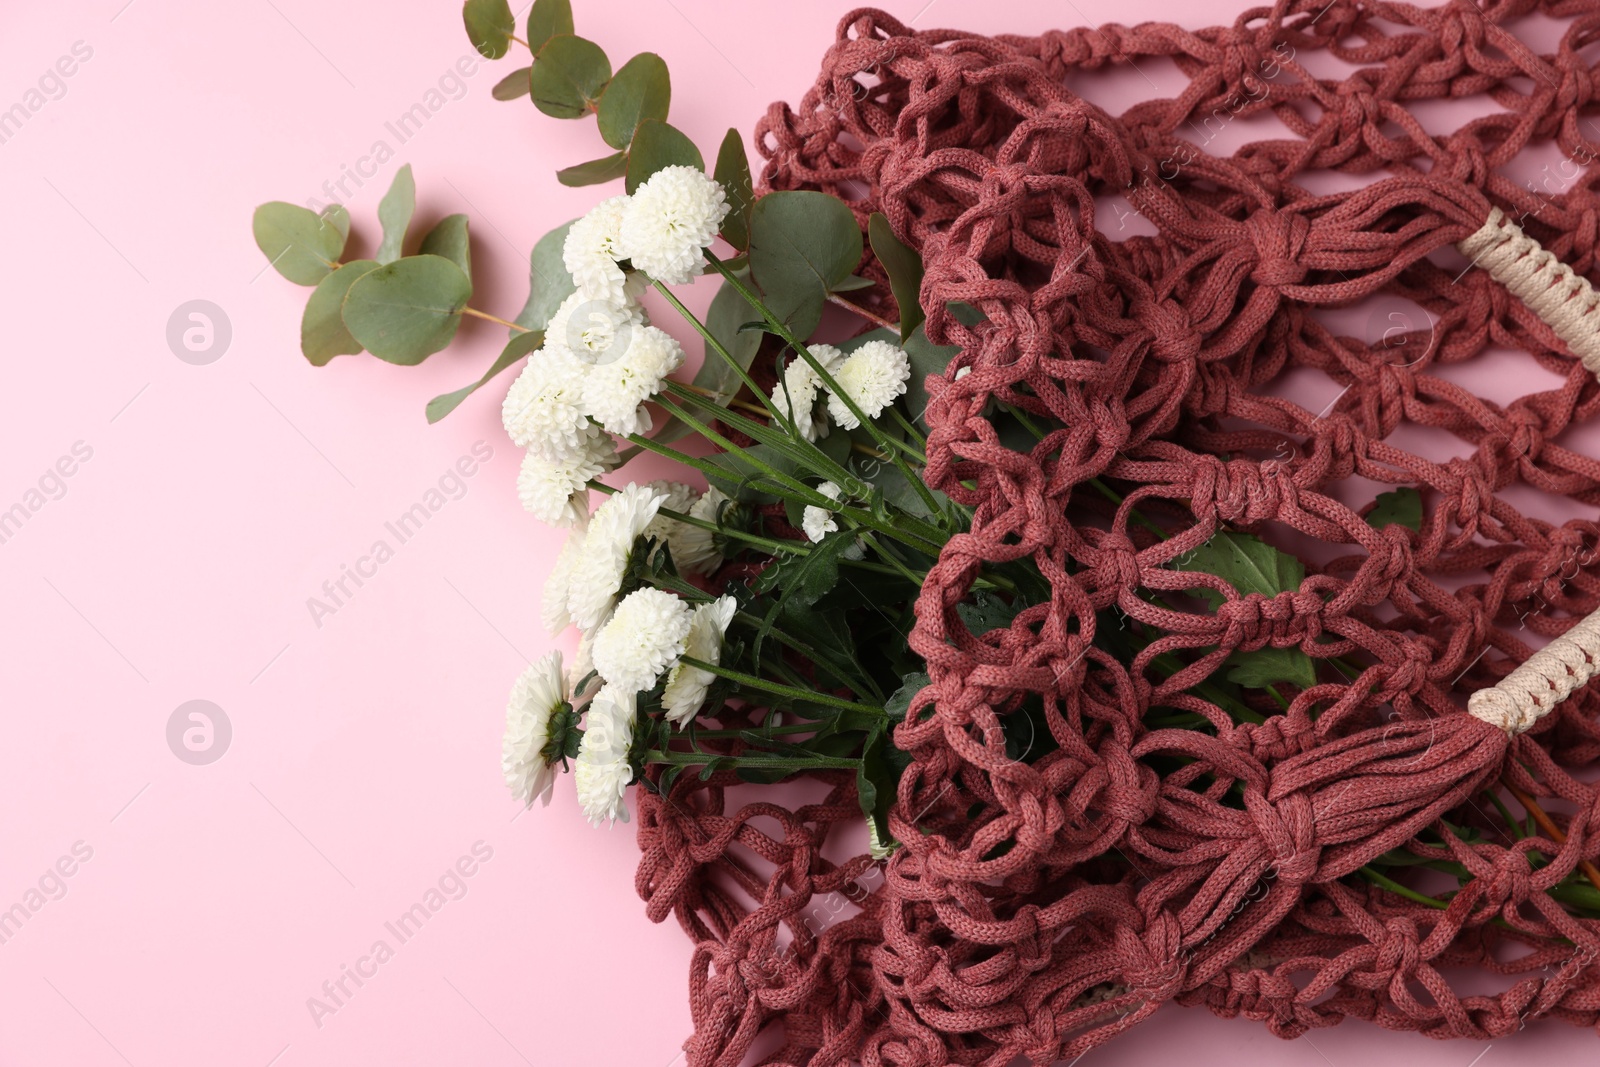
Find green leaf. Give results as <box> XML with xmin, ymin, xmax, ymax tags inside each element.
<box><xmin>491</xmin><ymin>67</ymin><xmax>531</xmax><ymax>100</ymax></box>
<box><xmin>1368</xmin><ymin>487</ymin><xmax>1422</xmax><ymax>532</ymax></box>
<box><xmin>597</xmin><ymin>53</ymin><xmax>670</xmax><ymax>150</ymax></box>
<box><xmin>556</xmin><ymin>151</ymin><xmax>629</xmax><ymax>187</ymax></box>
<box><xmin>463</xmin><ymin>0</ymin><xmax>515</xmax><ymax>59</ymax></box>
<box><xmin>375</xmin><ymin>164</ymin><xmax>415</xmax><ymax>265</ymax></box>
<box><xmin>253</xmin><ymin>202</ymin><xmax>347</xmax><ymax>286</ymax></box>
<box><xmin>902</xmin><ymin>324</ymin><xmax>959</xmax><ymax>426</ymax></box>
<box><xmin>857</xmin><ymin>729</ymin><xmax>902</xmax><ymax>858</ymax></box>
<box><xmin>956</xmin><ymin>591</ymin><xmax>1020</xmax><ymax>635</ymax></box>
<box><xmin>301</xmin><ymin>259</ymin><xmax>379</xmax><ymax>365</ymax></box>
<box><xmin>341</xmin><ymin>254</ymin><xmax>473</xmax><ymax>365</ymax></box>
<box><xmin>884</xmin><ymin>672</ymin><xmax>928</xmax><ymax>722</ymax></box>
<box><xmin>869</xmin><ymin>212</ymin><xmax>924</xmax><ymax>342</ymax></box>
<box><xmin>692</xmin><ymin>276</ymin><xmax>761</xmax><ymax>403</ymax></box>
<box><xmin>1175</xmin><ymin>530</ymin><xmax>1305</xmax><ymax>610</ymax></box>
<box><xmin>713</xmin><ymin>128</ymin><xmax>754</xmax><ymax>252</ymax></box>
<box><xmin>513</xmin><ymin>221</ymin><xmax>578</xmax><ymax>333</ymax></box>
<box><xmin>1224</xmin><ymin>646</ymin><xmax>1317</xmax><ymax>691</ymax></box>
<box><xmin>426</xmin><ymin>329</ymin><xmax>543</xmax><ymax>423</ymax></box>
<box><xmin>625</xmin><ymin>119</ymin><xmax>704</xmax><ymax>194</ymax></box>
<box><xmin>748</xmin><ymin>190</ymin><xmax>863</xmax><ymax>339</ymax></box>
<box><xmin>418</xmin><ymin>213</ymin><xmax>471</xmax><ymax>279</ymax></box>
<box><xmin>754</xmin><ymin>529</ymin><xmax>850</xmax><ymax>606</ymax></box>
<box><xmin>526</xmin><ymin>0</ymin><xmax>573</xmax><ymax>52</ymax></box>
<box><xmin>529</xmin><ymin>35</ymin><xmax>611</xmax><ymax>119</ymax></box>
<box><xmin>321</xmin><ymin>203</ymin><xmax>350</xmax><ymax>246</ymax></box>
<box><xmin>832</xmin><ymin>274</ymin><xmax>875</xmax><ymax>292</ymax></box>
<box><xmin>703</xmin><ymin>443</ymin><xmax>801</xmax><ymax>503</ymax></box>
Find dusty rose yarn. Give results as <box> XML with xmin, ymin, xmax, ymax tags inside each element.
<box><xmin>635</xmin><ymin>2</ymin><xmax>1600</xmax><ymax>1063</ymax></box>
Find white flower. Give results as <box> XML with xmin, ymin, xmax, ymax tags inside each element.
<box><xmin>825</xmin><ymin>339</ymin><xmax>910</xmax><ymax>430</ymax></box>
<box><xmin>770</xmin><ymin>343</ymin><xmax>844</xmax><ymax>442</ymax></box>
<box><xmin>662</xmin><ymin>595</ymin><xmax>737</xmax><ymax>725</ymax></box>
<box><xmin>676</xmin><ymin>485</ymin><xmax>728</xmax><ymax>576</ymax></box>
<box><xmin>567</xmin><ymin>482</ymin><xmax>667</xmax><ymax>631</ymax></box>
<box><xmin>563</xmin><ymin>195</ymin><xmax>631</xmax><ymax>304</ymax></box>
<box><xmin>574</xmin><ymin>685</ymin><xmax>636</xmax><ymax>826</ymax></box>
<box><xmin>502</xmin><ymin>347</ymin><xmax>591</xmax><ymax>459</ymax></box>
<box><xmin>616</xmin><ymin>166</ymin><xmax>729</xmax><ymax>285</ymax></box>
<box><xmin>502</xmin><ymin>651</ymin><xmax>567</xmax><ymax>808</ymax></box>
<box><xmin>542</xmin><ymin>524</ymin><xmax>586</xmax><ymax>634</ymax></box>
<box><xmin>516</xmin><ymin>427</ymin><xmax>616</xmax><ymax>526</ymax></box>
<box><xmin>581</xmin><ymin>325</ymin><xmax>685</xmax><ymax>435</ymax></box>
<box><xmin>802</xmin><ymin>480</ymin><xmax>844</xmax><ymax>543</ymax></box>
<box><xmin>544</xmin><ymin>289</ymin><xmax>646</xmax><ymax>367</ymax></box>
<box><xmin>592</xmin><ymin>587</ymin><xmax>693</xmax><ymax>694</ymax></box>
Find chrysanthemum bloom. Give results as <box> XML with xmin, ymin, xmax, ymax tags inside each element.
<box><xmin>769</xmin><ymin>343</ymin><xmax>844</xmax><ymax>442</ymax></box>
<box><xmin>567</xmin><ymin>482</ymin><xmax>666</xmax><ymax>631</ymax></box>
<box><xmin>592</xmin><ymin>587</ymin><xmax>693</xmax><ymax>694</ymax></box>
<box><xmin>824</xmin><ymin>339</ymin><xmax>910</xmax><ymax>430</ymax></box>
<box><xmin>515</xmin><ymin>426</ymin><xmax>617</xmax><ymax>526</ymax></box>
<box><xmin>662</xmin><ymin>595</ymin><xmax>737</xmax><ymax>725</ymax></box>
<box><xmin>541</xmin><ymin>524</ymin><xmax>585</xmax><ymax>634</ymax></box>
<box><xmin>581</xmin><ymin>324</ymin><xmax>685</xmax><ymax>435</ymax></box>
<box><xmin>616</xmin><ymin>166</ymin><xmax>729</xmax><ymax>285</ymax></box>
<box><xmin>501</xmin><ymin>346</ymin><xmax>591</xmax><ymax>459</ymax></box>
<box><xmin>574</xmin><ymin>685</ymin><xmax>635</xmax><ymax>826</ymax></box>
<box><xmin>544</xmin><ymin>289</ymin><xmax>646</xmax><ymax>367</ymax></box>
<box><xmin>802</xmin><ymin>480</ymin><xmax>845</xmax><ymax>543</ymax></box>
<box><xmin>676</xmin><ymin>484</ymin><xmax>728</xmax><ymax>576</ymax></box>
<box><xmin>502</xmin><ymin>650</ymin><xmax>568</xmax><ymax>808</ymax></box>
<box><xmin>563</xmin><ymin>194</ymin><xmax>631</xmax><ymax>305</ymax></box>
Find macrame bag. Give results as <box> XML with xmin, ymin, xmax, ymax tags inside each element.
<box><xmin>634</xmin><ymin>2</ymin><xmax>1600</xmax><ymax>1063</ymax></box>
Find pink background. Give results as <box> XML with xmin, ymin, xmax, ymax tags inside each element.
<box><xmin>0</xmin><ymin>0</ymin><xmax>1591</xmax><ymax>1064</ymax></box>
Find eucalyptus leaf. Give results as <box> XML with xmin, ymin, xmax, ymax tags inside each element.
<box><xmin>713</xmin><ymin>128</ymin><xmax>754</xmax><ymax>252</ymax></box>
<box><xmin>252</xmin><ymin>202</ymin><xmax>348</xmax><ymax>286</ymax></box>
<box><xmin>375</xmin><ymin>164</ymin><xmax>415</xmax><ymax>265</ymax></box>
<box><xmin>491</xmin><ymin>67</ymin><xmax>532</xmax><ymax>100</ymax></box>
<box><xmin>870</xmin><ymin>212</ymin><xmax>924</xmax><ymax>342</ymax></box>
<box><xmin>341</xmin><ymin>254</ymin><xmax>473</xmax><ymax>365</ymax></box>
<box><xmin>597</xmin><ymin>52</ymin><xmax>670</xmax><ymax>150</ymax></box>
<box><xmin>625</xmin><ymin>118</ymin><xmax>704</xmax><ymax>193</ymax></box>
<box><xmin>463</xmin><ymin>0</ymin><xmax>516</xmax><ymax>60</ymax></box>
<box><xmin>832</xmin><ymin>274</ymin><xmax>875</xmax><ymax>292</ymax></box>
<box><xmin>902</xmin><ymin>324</ymin><xmax>960</xmax><ymax>426</ymax></box>
<box><xmin>419</xmin><ymin>213</ymin><xmax>471</xmax><ymax>279</ymax></box>
<box><xmin>1368</xmin><ymin>487</ymin><xmax>1422</xmax><ymax>532</ymax></box>
<box><xmin>748</xmin><ymin>190</ymin><xmax>863</xmax><ymax>339</ymax></box>
<box><xmin>321</xmin><ymin>203</ymin><xmax>350</xmax><ymax>246</ymax></box>
<box><xmin>556</xmin><ymin>151</ymin><xmax>629</xmax><ymax>187</ymax></box>
<box><xmin>691</xmin><ymin>276</ymin><xmax>761</xmax><ymax>403</ymax></box>
<box><xmin>513</xmin><ymin>220</ymin><xmax>578</xmax><ymax>333</ymax></box>
<box><xmin>426</xmin><ymin>329</ymin><xmax>543</xmax><ymax>423</ymax></box>
<box><xmin>301</xmin><ymin>259</ymin><xmax>379</xmax><ymax>365</ymax></box>
<box><xmin>526</xmin><ymin>0</ymin><xmax>573</xmax><ymax>52</ymax></box>
<box><xmin>529</xmin><ymin>35</ymin><xmax>611</xmax><ymax>119</ymax></box>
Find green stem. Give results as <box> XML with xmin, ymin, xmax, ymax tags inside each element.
<box><xmin>703</xmin><ymin>249</ymin><xmax>943</xmax><ymax>515</ymax></box>
<box><xmin>679</xmin><ymin>655</ymin><xmax>884</xmax><ymax>715</ymax></box>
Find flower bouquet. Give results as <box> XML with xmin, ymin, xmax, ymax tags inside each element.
<box><xmin>255</xmin><ymin>0</ymin><xmax>1600</xmax><ymax>1061</ymax></box>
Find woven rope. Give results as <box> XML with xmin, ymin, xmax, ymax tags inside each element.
<box><xmin>632</xmin><ymin>2</ymin><xmax>1600</xmax><ymax>1062</ymax></box>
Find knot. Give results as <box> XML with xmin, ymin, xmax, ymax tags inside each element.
<box><xmin>1360</xmin><ymin>524</ymin><xmax>1415</xmax><ymax>602</ymax></box>
<box><xmin>1349</xmin><ymin>917</ymin><xmax>1420</xmax><ymax>987</ymax></box>
<box><xmin>1245</xmin><ymin>790</ymin><xmax>1319</xmax><ymax>883</ymax></box>
<box><xmin>1440</xmin><ymin>457</ymin><xmax>1491</xmax><ymax>536</ymax></box>
<box><xmin>1116</xmin><ymin>910</ymin><xmax>1185</xmax><ymax>998</ymax></box>
<box><xmin>1474</xmin><ymin>849</ymin><xmax>1534</xmax><ymax>915</ymax></box>
<box><xmin>1557</xmin><ymin>57</ymin><xmax>1596</xmax><ymax>111</ymax></box>
<box><xmin>1501</xmin><ymin>406</ymin><xmax>1547</xmax><ymax>464</ymax></box>
<box><xmin>1244</xmin><ymin>209</ymin><xmax>1311</xmax><ymax>288</ymax></box>
<box><xmin>1098</xmin><ymin>533</ymin><xmax>1143</xmax><ymax>590</ymax></box>
<box><xmin>1141</xmin><ymin>297</ymin><xmax>1199</xmax><ymax>362</ymax></box>
<box><xmin>1188</xmin><ymin>456</ymin><xmax>1297</xmax><ymax>525</ymax></box>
